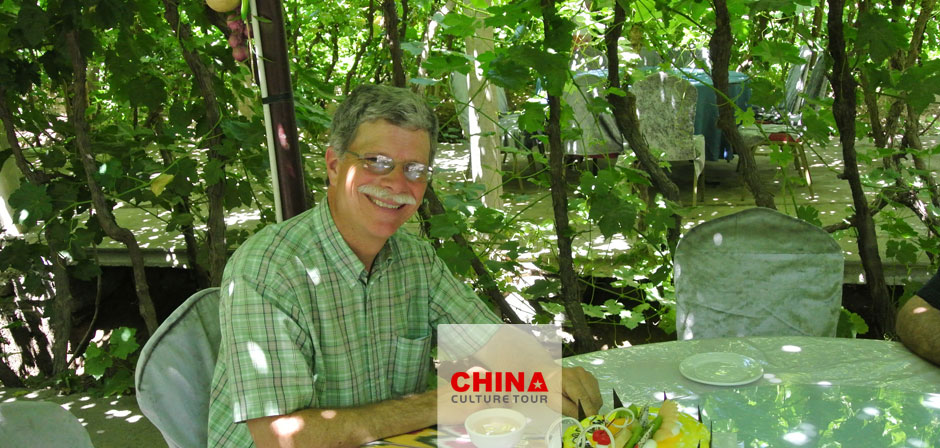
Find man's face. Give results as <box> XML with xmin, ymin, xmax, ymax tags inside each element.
<box><xmin>326</xmin><ymin>119</ymin><xmax>430</xmax><ymax>248</ymax></box>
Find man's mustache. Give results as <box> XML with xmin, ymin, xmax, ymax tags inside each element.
<box><xmin>358</xmin><ymin>184</ymin><xmax>417</xmax><ymax>206</ymax></box>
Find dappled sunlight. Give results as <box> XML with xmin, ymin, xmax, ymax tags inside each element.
<box><xmin>764</xmin><ymin>373</ymin><xmax>782</xmax><ymax>384</ymax></box>
<box><xmin>712</xmin><ymin>232</ymin><xmax>722</xmax><ymax>246</ymax></box>
<box><xmin>782</xmin><ymin>427</ymin><xmax>813</xmax><ymax>445</ymax></box>
<box><xmin>923</xmin><ymin>394</ymin><xmax>940</xmax><ymax>410</ymax></box>
<box><xmin>272</xmin><ymin>415</ymin><xmax>305</xmax><ymax>438</ymax></box>
<box><xmin>781</xmin><ymin>345</ymin><xmax>802</xmax><ymax>353</ymax></box>
<box><xmin>226</xmin><ymin>210</ymin><xmax>262</xmax><ymax>225</ymax></box>
<box><xmin>246</xmin><ymin>341</ymin><xmax>271</xmax><ymax>374</ymax></box>
<box><xmin>105</xmin><ymin>408</ymin><xmax>132</xmax><ymax>419</ymax></box>
<box><xmin>306</xmin><ymin>267</ymin><xmax>322</xmax><ymax>285</ymax></box>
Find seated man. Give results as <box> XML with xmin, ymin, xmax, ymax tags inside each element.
<box><xmin>896</xmin><ymin>269</ymin><xmax>940</xmax><ymax>365</ymax></box>
<box><xmin>208</xmin><ymin>85</ymin><xmax>601</xmax><ymax>447</ymax></box>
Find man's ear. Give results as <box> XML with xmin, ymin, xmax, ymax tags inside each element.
<box><xmin>326</xmin><ymin>147</ymin><xmax>340</xmax><ymax>186</ymax></box>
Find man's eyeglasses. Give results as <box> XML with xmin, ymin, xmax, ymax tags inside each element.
<box><xmin>343</xmin><ymin>151</ymin><xmax>432</xmax><ymax>182</ymax></box>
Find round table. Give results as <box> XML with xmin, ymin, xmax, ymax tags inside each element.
<box><xmin>564</xmin><ymin>336</ymin><xmax>940</xmax><ymax>447</ymax></box>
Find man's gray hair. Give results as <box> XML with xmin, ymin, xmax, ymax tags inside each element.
<box><xmin>329</xmin><ymin>84</ymin><xmax>439</xmax><ymax>163</ymax></box>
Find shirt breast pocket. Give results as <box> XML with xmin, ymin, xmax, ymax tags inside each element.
<box><xmin>389</xmin><ymin>335</ymin><xmax>432</xmax><ymax>397</ymax></box>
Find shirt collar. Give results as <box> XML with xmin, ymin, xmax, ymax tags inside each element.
<box><xmin>313</xmin><ymin>201</ymin><xmax>397</xmax><ymax>283</ymax></box>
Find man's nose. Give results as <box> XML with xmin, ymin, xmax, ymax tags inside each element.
<box><xmin>378</xmin><ymin>163</ymin><xmax>410</xmax><ymax>190</ymax></box>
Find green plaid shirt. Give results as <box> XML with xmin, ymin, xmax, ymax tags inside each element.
<box><xmin>207</xmin><ymin>201</ymin><xmax>499</xmax><ymax>447</ymax></box>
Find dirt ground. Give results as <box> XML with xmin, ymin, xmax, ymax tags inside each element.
<box><xmin>0</xmin><ymin>387</ymin><xmax>167</xmax><ymax>448</ymax></box>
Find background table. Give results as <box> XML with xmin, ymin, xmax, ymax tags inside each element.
<box><xmin>564</xmin><ymin>336</ymin><xmax>940</xmax><ymax>447</ymax></box>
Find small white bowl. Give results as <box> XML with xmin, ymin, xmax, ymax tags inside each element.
<box><xmin>464</xmin><ymin>408</ymin><xmax>527</xmax><ymax>448</ymax></box>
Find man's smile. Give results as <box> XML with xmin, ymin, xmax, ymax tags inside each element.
<box><xmin>366</xmin><ymin>194</ymin><xmax>406</xmax><ymax>210</ymax></box>
<box><xmin>358</xmin><ymin>184</ymin><xmax>416</xmax><ymax>211</ymax></box>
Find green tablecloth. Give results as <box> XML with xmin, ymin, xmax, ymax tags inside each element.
<box><xmin>565</xmin><ymin>336</ymin><xmax>940</xmax><ymax>447</ymax></box>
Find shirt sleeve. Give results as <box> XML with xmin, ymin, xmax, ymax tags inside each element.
<box><xmin>426</xmin><ymin>250</ymin><xmax>501</xmax><ymax>359</ymax></box>
<box><xmin>916</xmin><ymin>268</ymin><xmax>940</xmax><ymax>309</ymax></box>
<box><xmin>220</xmin><ymin>271</ymin><xmax>315</xmax><ymax>423</ymax></box>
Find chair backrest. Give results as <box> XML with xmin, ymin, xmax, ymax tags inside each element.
<box><xmin>633</xmin><ymin>73</ymin><xmax>699</xmax><ymax>162</ymax></box>
<box><xmin>562</xmin><ymin>70</ymin><xmax>624</xmax><ymax>156</ymax></box>
<box><xmin>0</xmin><ymin>401</ymin><xmax>94</xmax><ymax>448</ymax></box>
<box><xmin>674</xmin><ymin>208</ymin><xmax>844</xmax><ymax>340</ymax></box>
<box><xmin>135</xmin><ymin>287</ymin><xmax>221</xmax><ymax>448</ymax></box>
<box><xmin>780</xmin><ymin>47</ymin><xmax>831</xmax><ymax>125</ymax></box>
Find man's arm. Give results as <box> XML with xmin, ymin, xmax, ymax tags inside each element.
<box><xmin>469</xmin><ymin>327</ymin><xmax>602</xmax><ymax>417</ymax></box>
<box><xmin>896</xmin><ymin>295</ymin><xmax>940</xmax><ymax>365</ymax></box>
<box><xmin>247</xmin><ymin>390</ymin><xmax>436</xmax><ymax>448</ymax></box>
<box><xmin>425</xmin><ymin>253</ymin><xmax>602</xmax><ymax>417</ymax></box>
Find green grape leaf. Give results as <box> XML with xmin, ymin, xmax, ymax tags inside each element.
<box><xmin>858</xmin><ymin>9</ymin><xmax>910</xmax><ymax>65</ymax></box>
<box><xmin>150</xmin><ymin>173</ymin><xmax>175</xmax><ymax>196</ymax></box>
<box><xmin>857</xmin><ymin>11</ymin><xmax>910</xmax><ymax>65</ymax></box>
<box><xmin>436</xmin><ymin>241</ymin><xmax>474</xmax><ymax>276</ymax></box>
<box><xmin>472</xmin><ymin>208</ymin><xmax>505</xmax><ymax>234</ymax></box>
<box><xmin>525</xmin><ymin>278</ymin><xmax>559</xmax><ymax>298</ymax></box>
<box><xmin>8</xmin><ymin>182</ymin><xmax>53</xmax><ymax>227</ymax></box>
<box><xmin>99</xmin><ymin>369</ymin><xmax>134</xmax><ymax>397</ymax></box>
<box><xmin>400</xmin><ymin>41</ymin><xmax>423</xmax><ymax>55</ymax></box>
<box><xmin>110</xmin><ymin>327</ymin><xmax>140</xmax><ymax>360</ymax></box>
<box><xmin>12</xmin><ymin>2</ymin><xmax>48</xmax><ymax>48</ymax></box>
<box><xmin>582</xmin><ymin>304</ymin><xmax>606</xmax><ymax>319</ymax></box>
<box><xmin>602</xmin><ymin>299</ymin><xmax>625</xmax><ymax>316</ymax></box>
<box><xmin>486</xmin><ymin>53</ymin><xmax>530</xmax><ymax>91</ymax></box>
<box><xmin>423</xmin><ymin>52</ymin><xmax>472</xmax><ymax>77</ymax></box>
<box><xmin>622</xmin><ymin>303</ymin><xmax>650</xmax><ymax>330</ymax></box>
<box><xmin>428</xmin><ymin>213</ymin><xmax>462</xmax><ymax>239</ymax></box>
<box><xmin>440</xmin><ymin>12</ymin><xmax>476</xmax><ymax>38</ymax></box>
<box><xmin>540</xmin><ymin>302</ymin><xmax>565</xmax><ymax>315</ymax></box>
<box><xmin>204</xmin><ymin>159</ymin><xmax>225</xmax><ymax>187</ymax></box>
<box><xmin>796</xmin><ymin>205</ymin><xmax>822</xmax><ymax>227</ymax></box>
<box><xmin>836</xmin><ymin>308</ymin><xmax>869</xmax><ymax>338</ymax></box>
<box><xmin>83</xmin><ymin>343</ymin><xmax>112</xmax><ymax>379</ymax></box>
<box><xmin>72</xmin><ymin>259</ymin><xmax>102</xmax><ymax>281</ymax></box>
<box><xmin>752</xmin><ymin>41</ymin><xmax>804</xmax><ymax>65</ymax></box>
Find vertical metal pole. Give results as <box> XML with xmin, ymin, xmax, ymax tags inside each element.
<box><xmin>249</xmin><ymin>0</ymin><xmax>308</xmax><ymax>221</ymax></box>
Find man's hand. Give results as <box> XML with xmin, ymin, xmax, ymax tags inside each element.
<box><xmin>561</xmin><ymin>366</ymin><xmax>602</xmax><ymax>417</ymax></box>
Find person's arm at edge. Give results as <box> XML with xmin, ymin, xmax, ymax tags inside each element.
<box><xmin>896</xmin><ymin>294</ymin><xmax>940</xmax><ymax>366</ymax></box>
<box><xmin>247</xmin><ymin>389</ymin><xmax>436</xmax><ymax>448</ymax></box>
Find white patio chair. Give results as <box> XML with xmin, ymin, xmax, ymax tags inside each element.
<box><xmin>0</xmin><ymin>401</ymin><xmax>94</xmax><ymax>447</ymax></box>
<box><xmin>740</xmin><ymin>48</ymin><xmax>832</xmax><ymax>198</ymax></box>
<box><xmin>632</xmin><ymin>72</ymin><xmax>706</xmax><ymax>205</ymax></box>
<box><xmin>135</xmin><ymin>287</ymin><xmax>221</xmax><ymax>448</ymax></box>
<box><xmin>674</xmin><ymin>208</ymin><xmax>844</xmax><ymax>340</ymax></box>
<box><xmin>563</xmin><ymin>70</ymin><xmax>624</xmax><ymax>160</ymax></box>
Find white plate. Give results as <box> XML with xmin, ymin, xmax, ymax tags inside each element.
<box><xmin>679</xmin><ymin>352</ymin><xmax>764</xmax><ymax>386</ymax></box>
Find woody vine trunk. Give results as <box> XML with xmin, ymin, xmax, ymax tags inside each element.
<box><xmin>163</xmin><ymin>0</ymin><xmax>228</xmax><ymax>287</ymax></box>
<box><xmin>64</xmin><ymin>30</ymin><xmax>159</xmax><ymax>336</ymax></box>
<box><xmin>604</xmin><ymin>1</ymin><xmax>682</xmax><ymax>250</ymax></box>
<box><xmin>382</xmin><ymin>0</ymin><xmax>522</xmax><ymax>324</ymax></box>
<box><xmin>826</xmin><ymin>0</ymin><xmax>894</xmax><ymax>336</ymax></box>
<box><xmin>542</xmin><ymin>0</ymin><xmax>597</xmax><ymax>354</ymax></box>
<box><xmin>710</xmin><ymin>0</ymin><xmax>775</xmax><ymax>209</ymax></box>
